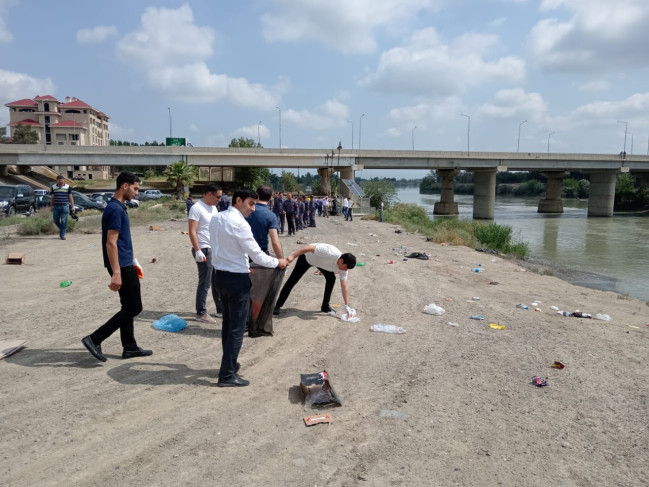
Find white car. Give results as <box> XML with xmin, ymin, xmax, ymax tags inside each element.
<box><xmin>139</xmin><ymin>190</ymin><xmax>165</xmax><ymax>201</ymax></box>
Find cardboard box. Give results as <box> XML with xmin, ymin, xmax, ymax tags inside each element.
<box><xmin>6</xmin><ymin>253</ymin><xmax>25</xmax><ymax>265</ymax></box>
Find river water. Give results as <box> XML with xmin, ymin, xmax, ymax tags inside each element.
<box><xmin>397</xmin><ymin>186</ymin><xmax>649</xmax><ymax>302</ymax></box>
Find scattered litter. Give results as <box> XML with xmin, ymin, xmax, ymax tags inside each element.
<box><xmin>516</xmin><ymin>304</ymin><xmax>529</xmax><ymax>310</ymax></box>
<box><xmin>470</xmin><ymin>315</ymin><xmax>484</xmax><ymax>320</ymax></box>
<box><xmin>489</xmin><ymin>323</ymin><xmax>505</xmax><ymax>330</ymax></box>
<box><xmin>487</xmin><ymin>281</ymin><xmax>499</xmax><ymax>285</ymax></box>
<box><xmin>476</xmin><ymin>248</ymin><xmax>499</xmax><ymax>255</ymax></box>
<box><xmin>595</xmin><ymin>314</ymin><xmax>611</xmax><ymax>321</ymax></box>
<box><xmin>304</xmin><ymin>414</ymin><xmax>333</xmax><ymax>426</ymax></box>
<box><xmin>443</xmin><ymin>297</ymin><xmax>454</xmax><ymax>302</ymax></box>
<box><xmin>368</xmin><ymin>233</ymin><xmax>377</xmax><ymax>237</ymax></box>
<box><xmin>425</xmin><ymin>236</ymin><xmax>433</xmax><ymax>242</ymax></box>
<box><xmin>552</xmin><ymin>361</ymin><xmax>565</xmax><ymax>369</ymax></box>
<box><xmin>356</xmin><ymin>262</ymin><xmax>366</xmax><ymax>266</ymax></box>
<box><xmin>378</xmin><ymin>409</ymin><xmax>408</xmax><ymax>419</ymax></box>
<box><xmin>370</xmin><ymin>324</ymin><xmax>406</xmax><ymax>334</ymax></box>
<box><xmin>447</xmin><ymin>322</ymin><xmax>459</xmax><ymax>327</ymax></box>
<box><xmin>531</xmin><ymin>301</ymin><xmax>540</xmax><ymax>306</ymax></box>
<box><xmin>394</xmin><ymin>229</ymin><xmax>402</xmax><ymax>234</ymax></box>
<box><xmin>341</xmin><ymin>307</ymin><xmax>359</xmax><ymax>322</ymax></box>
<box><xmin>359</xmin><ymin>253</ymin><xmax>366</xmax><ymax>256</ymax></box>
<box><xmin>6</xmin><ymin>253</ymin><xmax>25</xmax><ymax>265</ymax></box>
<box><xmin>423</xmin><ymin>303</ymin><xmax>445</xmax><ymax>315</ymax></box>
<box><xmin>535</xmin><ymin>308</ymin><xmax>542</xmax><ymax>312</ymax></box>
<box><xmin>531</xmin><ymin>376</ymin><xmax>548</xmax><ymax>387</ymax></box>
<box><xmin>181</xmin><ymin>231</ymin><xmax>188</xmax><ymax>235</ymax></box>
<box><xmin>152</xmin><ymin>314</ymin><xmax>187</xmax><ymax>332</ymax></box>
<box><xmin>473</xmin><ymin>268</ymin><xmax>484</xmax><ymax>273</ymax></box>
<box><xmin>627</xmin><ymin>325</ymin><xmax>640</xmax><ymax>329</ymax></box>
<box><xmin>550</xmin><ymin>306</ymin><xmax>559</xmax><ymax>311</ymax></box>
<box><xmin>346</xmin><ymin>242</ymin><xmax>358</xmax><ymax>246</ymax></box>
<box><xmin>149</xmin><ymin>225</ymin><xmax>162</xmax><ymax>231</ymax></box>
<box><xmin>150</xmin><ymin>258</ymin><xmax>157</xmax><ymax>263</ymax></box>
<box><xmin>300</xmin><ymin>371</ymin><xmax>342</xmax><ymax>410</ymax></box>
<box><xmin>0</xmin><ymin>339</ymin><xmax>27</xmax><ymax>360</ymax></box>
<box><xmin>59</xmin><ymin>280</ymin><xmax>72</xmax><ymax>288</ymax></box>
<box><xmin>472</xmin><ymin>297</ymin><xmax>481</xmax><ymax>301</ymax></box>
<box><xmin>405</xmin><ymin>252</ymin><xmax>429</xmax><ymax>260</ymax></box>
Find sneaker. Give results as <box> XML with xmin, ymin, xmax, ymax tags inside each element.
<box><xmin>196</xmin><ymin>313</ymin><xmax>216</xmax><ymax>323</ymax></box>
<box><xmin>60</xmin><ymin>235</ymin><xmax>66</xmax><ymax>240</ymax></box>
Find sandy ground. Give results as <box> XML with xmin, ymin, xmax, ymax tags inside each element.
<box><xmin>1</xmin><ymin>213</ymin><xmax>648</xmax><ymax>487</ymax></box>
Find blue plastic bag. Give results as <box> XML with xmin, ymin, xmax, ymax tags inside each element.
<box><xmin>152</xmin><ymin>314</ymin><xmax>187</xmax><ymax>332</ymax></box>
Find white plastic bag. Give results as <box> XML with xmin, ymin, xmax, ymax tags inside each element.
<box><xmin>423</xmin><ymin>303</ymin><xmax>446</xmax><ymax>315</ymax></box>
<box><xmin>341</xmin><ymin>307</ymin><xmax>360</xmax><ymax>322</ymax></box>
<box><xmin>370</xmin><ymin>324</ymin><xmax>406</xmax><ymax>334</ymax></box>
<box><xmin>595</xmin><ymin>313</ymin><xmax>611</xmax><ymax>321</ymax></box>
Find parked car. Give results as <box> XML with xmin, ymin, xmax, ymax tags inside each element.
<box><xmin>71</xmin><ymin>191</ymin><xmax>105</xmax><ymax>211</ymax></box>
<box><xmin>36</xmin><ymin>194</ymin><xmax>51</xmax><ymax>209</ymax></box>
<box><xmin>92</xmin><ymin>192</ymin><xmax>139</xmax><ymax>208</ymax></box>
<box><xmin>139</xmin><ymin>189</ymin><xmax>165</xmax><ymax>201</ymax></box>
<box><xmin>34</xmin><ymin>189</ymin><xmax>48</xmax><ymax>197</ymax></box>
<box><xmin>0</xmin><ymin>184</ymin><xmax>36</xmax><ymax>217</ymax></box>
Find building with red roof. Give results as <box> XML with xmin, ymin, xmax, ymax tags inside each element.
<box><xmin>5</xmin><ymin>95</ymin><xmax>109</xmax><ymax>147</ymax></box>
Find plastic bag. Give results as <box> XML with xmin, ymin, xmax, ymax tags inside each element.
<box><xmin>370</xmin><ymin>324</ymin><xmax>406</xmax><ymax>334</ymax></box>
<box><xmin>341</xmin><ymin>307</ymin><xmax>359</xmax><ymax>322</ymax></box>
<box><xmin>152</xmin><ymin>314</ymin><xmax>187</xmax><ymax>332</ymax></box>
<box><xmin>595</xmin><ymin>314</ymin><xmax>611</xmax><ymax>321</ymax></box>
<box><xmin>423</xmin><ymin>303</ymin><xmax>445</xmax><ymax>315</ymax></box>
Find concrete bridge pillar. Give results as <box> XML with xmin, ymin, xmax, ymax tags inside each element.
<box><xmin>473</xmin><ymin>169</ymin><xmax>496</xmax><ymax>220</ymax></box>
<box><xmin>588</xmin><ymin>171</ymin><xmax>617</xmax><ymax>217</ymax></box>
<box><xmin>318</xmin><ymin>167</ymin><xmax>333</xmax><ymax>196</ymax></box>
<box><xmin>339</xmin><ymin>166</ymin><xmax>353</xmax><ymax>198</ymax></box>
<box><xmin>433</xmin><ymin>169</ymin><xmax>459</xmax><ymax>215</ymax></box>
<box><xmin>0</xmin><ymin>165</ymin><xmax>7</xmax><ymax>177</ymax></box>
<box><xmin>538</xmin><ymin>172</ymin><xmax>566</xmax><ymax>213</ymax></box>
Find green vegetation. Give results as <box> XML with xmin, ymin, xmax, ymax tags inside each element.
<box><xmin>371</xmin><ymin>203</ymin><xmax>528</xmax><ymax>258</ymax></box>
<box><xmin>359</xmin><ymin>178</ymin><xmax>398</xmax><ymax>209</ymax></box>
<box><xmin>16</xmin><ymin>214</ymin><xmax>74</xmax><ymax>235</ymax></box>
<box><xmin>11</xmin><ymin>123</ymin><xmax>39</xmax><ymax>144</ymax></box>
<box><xmin>163</xmin><ymin>160</ymin><xmax>197</xmax><ymax>198</ymax></box>
<box><xmin>0</xmin><ymin>127</ymin><xmax>8</xmax><ymax>143</ymax></box>
<box><xmin>614</xmin><ymin>173</ymin><xmax>649</xmax><ymax>210</ymax></box>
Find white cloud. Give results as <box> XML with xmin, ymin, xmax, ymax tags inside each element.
<box><xmin>530</xmin><ymin>0</ymin><xmax>649</xmax><ymax>72</ymax></box>
<box><xmin>262</xmin><ymin>0</ymin><xmax>442</xmax><ymax>54</ymax></box>
<box><xmin>283</xmin><ymin>98</ymin><xmax>350</xmax><ymax>130</ymax></box>
<box><xmin>361</xmin><ymin>28</ymin><xmax>525</xmax><ymax>96</ymax></box>
<box><xmin>108</xmin><ymin>122</ymin><xmax>135</xmax><ymax>140</ymax></box>
<box><xmin>380</xmin><ymin>127</ymin><xmax>402</xmax><ymax>138</ymax></box>
<box><xmin>478</xmin><ymin>88</ymin><xmax>547</xmax><ymax>120</ymax></box>
<box><xmin>388</xmin><ymin>96</ymin><xmax>463</xmax><ymax>123</ymax></box>
<box><xmin>0</xmin><ymin>69</ymin><xmax>55</xmax><ymax>104</ymax></box>
<box><xmin>233</xmin><ymin>123</ymin><xmax>270</xmax><ymax>141</ymax></box>
<box><xmin>576</xmin><ymin>80</ymin><xmax>611</xmax><ymax>92</ymax></box>
<box><xmin>77</xmin><ymin>25</ymin><xmax>118</xmax><ymax>44</ymax></box>
<box><xmin>116</xmin><ymin>4</ymin><xmax>279</xmax><ymax>109</ymax></box>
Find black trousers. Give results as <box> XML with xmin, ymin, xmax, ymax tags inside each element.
<box><xmin>90</xmin><ymin>266</ymin><xmax>141</xmax><ymax>349</ymax></box>
<box><xmin>345</xmin><ymin>207</ymin><xmax>353</xmax><ymax>221</ymax></box>
<box><xmin>213</xmin><ymin>270</ymin><xmax>251</xmax><ymax>381</ymax></box>
<box><xmin>286</xmin><ymin>212</ymin><xmax>296</xmax><ymax>235</ymax></box>
<box><xmin>275</xmin><ymin>255</ymin><xmax>336</xmax><ymax>310</ymax></box>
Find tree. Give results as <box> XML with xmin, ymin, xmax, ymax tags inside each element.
<box><xmin>0</xmin><ymin>127</ymin><xmax>7</xmax><ymax>143</ymax></box>
<box><xmin>360</xmin><ymin>179</ymin><xmax>398</xmax><ymax>209</ymax></box>
<box><xmin>235</xmin><ymin>167</ymin><xmax>272</xmax><ymax>189</ymax></box>
<box><xmin>229</xmin><ymin>137</ymin><xmax>261</xmax><ymax>148</ymax></box>
<box><xmin>163</xmin><ymin>160</ymin><xmax>197</xmax><ymax>199</ymax></box>
<box><xmin>419</xmin><ymin>170</ymin><xmax>439</xmax><ymax>194</ymax></box>
<box><xmin>11</xmin><ymin>123</ymin><xmax>39</xmax><ymax>144</ymax></box>
<box><xmin>281</xmin><ymin>172</ymin><xmax>299</xmax><ymax>193</ymax></box>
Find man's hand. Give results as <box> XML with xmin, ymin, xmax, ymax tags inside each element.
<box><xmin>133</xmin><ymin>258</ymin><xmax>144</xmax><ymax>279</ymax></box>
<box><xmin>277</xmin><ymin>258</ymin><xmax>289</xmax><ymax>269</ymax></box>
<box><xmin>194</xmin><ymin>249</ymin><xmax>206</xmax><ymax>263</ymax></box>
<box><xmin>109</xmin><ymin>272</ymin><xmax>122</xmax><ymax>291</ymax></box>
<box><xmin>286</xmin><ymin>254</ymin><xmax>295</xmax><ymax>264</ymax></box>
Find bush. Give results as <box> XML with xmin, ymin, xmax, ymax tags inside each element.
<box><xmin>473</xmin><ymin>222</ymin><xmax>528</xmax><ymax>258</ymax></box>
<box><xmin>17</xmin><ymin>215</ymin><xmax>57</xmax><ymax>235</ymax></box>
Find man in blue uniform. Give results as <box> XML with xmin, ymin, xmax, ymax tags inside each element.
<box><xmin>81</xmin><ymin>171</ymin><xmax>152</xmax><ymax>362</ymax></box>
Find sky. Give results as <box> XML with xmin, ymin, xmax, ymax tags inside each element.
<box><xmin>2</xmin><ymin>0</ymin><xmax>649</xmax><ymax>178</ymax></box>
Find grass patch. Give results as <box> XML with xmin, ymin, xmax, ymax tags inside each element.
<box><xmin>16</xmin><ymin>215</ymin><xmax>60</xmax><ymax>235</ymax></box>
<box><xmin>0</xmin><ymin>216</ymin><xmax>24</xmax><ymax>227</ymax></box>
<box><xmin>382</xmin><ymin>203</ymin><xmax>528</xmax><ymax>258</ymax></box>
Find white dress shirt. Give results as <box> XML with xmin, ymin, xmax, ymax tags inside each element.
<box><xmin>209</xmin><ymin>206</ymin><xmax>278</xmax><ymax>273</ymax></box>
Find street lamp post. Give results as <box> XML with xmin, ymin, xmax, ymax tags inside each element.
<box><xmin>547</xmin><ymin>131</ymin><xmax>556</xmax><ymax>153</ymax></box>
<box><xmin>168</xmin><ymin>107</ymin><xmax>172</xmax><ymax>138</ymax></box>
<box><xmin>276</xmin><ymin>106</ymin><xmax>282</xmax><ymax>152</ymax></box>
<box><xmin>411</xmin><ymin>126</ymin><xmax>417</xmax><ymax>151</ymax></box>
<box><xmin>617</xmin><ymin>120</ymin><xmax>628</xmax><ymax>154</ymax></box>
<box><xmin>257</xmin><ymin>121</ymin><xmax>261</xmax><ymax>146</ymax></box>
<box><xmin>517</xmin><ymin>119</ymin><xmax>528</xmax><ymax>152</ymax></box>
<box><xmin>461</xmin><ymin>114</ymin><xmax>470</xmax><ymax>154</ymax></box>
<box><xmin>359</xmin><ymin>114</ymin><xmax>365</xmax><ymax>150</ymax></box>
<box><xmin>628</xmin><ymin>132</ymin><xmax>634</xmax><ymax>155</ymax></box>
<box><xmin>347</xmin><ymin>120</ymin><xmax>354</xmax><ymax>150</ymax></box>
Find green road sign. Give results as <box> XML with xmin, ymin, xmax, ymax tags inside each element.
<box><xmin>166</xmin><ymin>137</ymin><xmax>186</xmax><ymax>146</ymax></box>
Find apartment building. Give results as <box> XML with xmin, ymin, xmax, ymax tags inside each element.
<box><xmin>5</xmin><ymin>95</ymin><xmax>110</xmax><ymax>178</ymax></box>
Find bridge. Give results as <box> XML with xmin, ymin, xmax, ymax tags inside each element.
<box><xmin>2</xmin><ymin>144</ymin><xmax>648</xmax><ymax>219</ymax></box>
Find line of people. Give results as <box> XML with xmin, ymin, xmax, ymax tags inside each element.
<box><xmin>81</xmin><ymin>174</ymin><xmax>356</xmax><ymax>390</ymax></box>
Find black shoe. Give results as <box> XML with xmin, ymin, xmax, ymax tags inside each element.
<box><xmin>122</xmin><ymin>347</ymin><xmax>153</xmax><ymax>359</ymax></box>
<box><xmin>82</xmin><ymin>335</ymin><xmax>107</xmax><ymax>362</ymax></box>
<box><xmin>273</xmin><ymin>306</ymin><xmax>280</xmax><ymax>316</ymax></box>
<box><xmin>321</xmin><ymin>305</ymin><xmax>336</xmax><ymax>315</ymax></box>
<box><xmin>217</xmin><ymin>375</ymin><xmax>250</xmax><ymax>387</ymax></box>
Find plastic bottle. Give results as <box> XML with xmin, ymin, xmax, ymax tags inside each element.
<box><xmin>59</xmin><ymin>280</ymin><xmax>72</xmax><ymax>288</ymax></box>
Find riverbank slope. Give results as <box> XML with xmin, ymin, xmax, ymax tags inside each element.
<box><xmin>1</xmin><ymin>216</ymin><xmax>648</xmax><ymax>486</ymax></box>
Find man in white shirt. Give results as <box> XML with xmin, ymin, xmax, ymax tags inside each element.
<box><xmin>209</xmin><ymin>189</ymin><xmax>289</xmax><ymax>387</ymax></box>
<box><xmin>342</xmin><ymin>196</ymin><xmax>349</xmax><ymax>218</ymax></box>
<box><xmin>273</xmin><ymin>243</ymin><xmax>356</xmax><ymax>316</ymax></box>
<box><xmin>188</xmin><ymin>184</ymin><xmax>222</xmax><ymax>323</ymax></box>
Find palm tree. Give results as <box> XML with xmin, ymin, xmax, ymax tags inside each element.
<box><xmin>163</xmin><ymin>160</ymin><xmax>197</xmax><ymax>199</ymax></box>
